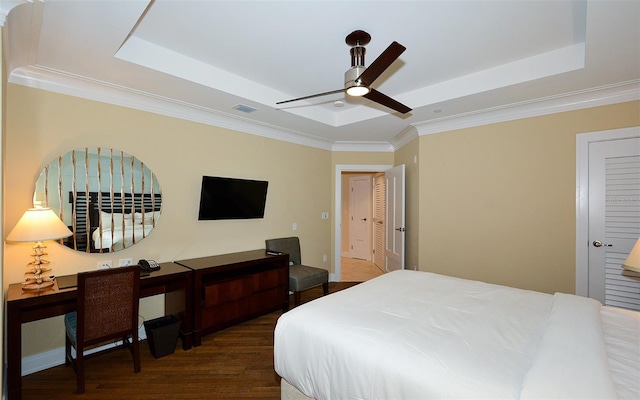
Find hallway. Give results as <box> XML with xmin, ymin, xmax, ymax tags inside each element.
<box><xmin>341</xmin><ymin>257</ymin><xmax>384</xmax><ymax>282</ymax></box>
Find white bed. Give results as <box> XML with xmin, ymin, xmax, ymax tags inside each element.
<box><xmin>274</xmin><ymin>270</ymin><xmax>640</xmax><ymax>400</ymax></box>
<box><xmin>92</xmin><ymin>211</ymin><xmax>157</xmax><ymax>251</ymax></box>
<box><xmin>92</xmin><ymin>223</ymin><xmax>154</xmax><ymax>251</ymax></box>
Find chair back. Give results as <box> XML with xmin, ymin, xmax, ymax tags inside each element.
<box><xmin>76</xmin><ymin>266</ymin><xmax>140</xmax><ymax>346</ymax></box>
<box><xmin>266</xmin><ymin>237</ymin><xmax>302</xmax><ymax>265</ymax></box>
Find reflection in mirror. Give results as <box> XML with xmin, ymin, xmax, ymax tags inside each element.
<box><xmin>34</xmin><ymin>148</ymin><xmax>162</xmax><ymax>253</ymax></box>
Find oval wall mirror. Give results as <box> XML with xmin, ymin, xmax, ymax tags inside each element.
<box><xmin>34</xmin><ymin>147</ymin><xmax>162</xmax><ymax>253</ymax></box>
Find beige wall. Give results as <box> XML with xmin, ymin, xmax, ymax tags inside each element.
<box><xmin>3</xmin><ymin>84</ymin><xmax>333</xmax><ymax>355</ymax></box>
<box><xmin>418</xmin><ymin>101</ymin><xmax>640</xmax><ymax>294</ymax></box>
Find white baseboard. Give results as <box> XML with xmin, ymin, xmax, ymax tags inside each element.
<box><xmin>21</xmin><ymin>325</ymin><xmax>147</xmax><ymax>376</ymax></box>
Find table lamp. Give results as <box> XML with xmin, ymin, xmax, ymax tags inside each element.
<box><xmin>622</xmin><ymin>237</ymin><xmax>640</xmax><ymax>273</ymax></box>
<box><xmin>6</xmin><ymin>207</ymin><xmax>73</xmax><ymax>290</ymax></box>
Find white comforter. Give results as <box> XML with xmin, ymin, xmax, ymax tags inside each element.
<box><xmin>274</xmin><ymin>270</ymin><xmax>627</xmax><ymax>399</ymax></box>
<box><xmin>92</xmin><ymin>224</ymin><xmax>153</xmax><ymax>251</ymax></box>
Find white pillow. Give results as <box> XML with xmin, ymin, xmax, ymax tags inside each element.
<box><xmin>134</xmin><ymin>211</ymin><xmax>160</xmax><ymax>225</ymax></box>
<box><xmin>99</xmin><ymin>211</ymin><xmax>133</xmax><ymax>228</ymax></box>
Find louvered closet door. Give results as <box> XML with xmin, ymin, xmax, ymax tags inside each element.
<box><xmin>373</xmin><ymin>174</ymin><xmax>386</xmax><ymax>269</ymax></box>
<box><xmin>588</xmin><ymin>137</ymin><xmax>640</xmax><ymax>310</ymax></box>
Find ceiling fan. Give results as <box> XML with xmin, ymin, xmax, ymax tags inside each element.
<box><xmin>277</xmin><ymin>30</ymin><xmax>411</xmax><ymax>114</ymax></box>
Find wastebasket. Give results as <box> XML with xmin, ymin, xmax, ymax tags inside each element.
<box><xmin>144</xmin><ymin>315</ymin><xmax>180</xmax><ymax>358</ymax></box>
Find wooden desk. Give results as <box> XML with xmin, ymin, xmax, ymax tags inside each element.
<box><xmin>6</xmin><ymin>262</ymin><xmax>193</xmax><ymax>400</ymax></box>
<box><xmin>176</xmin><ymin>249</ymin><xmax>289</xmax><ymax>346</ymax></box>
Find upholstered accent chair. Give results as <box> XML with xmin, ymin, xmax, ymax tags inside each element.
<box><xmin>266</xmin><ymin>236</ymin><xmax>329</xmax><ymax>307</ymax></box>
<box><xmin>64</xmin><ymin>266</ymin><xmax>141</xmax><ymax>394</ymax></box>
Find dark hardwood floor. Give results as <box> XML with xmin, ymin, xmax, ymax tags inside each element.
<box><xmin>21</xmin><ymin>282</ymin><xmax>359</xmax><ymax>400</ymax></box>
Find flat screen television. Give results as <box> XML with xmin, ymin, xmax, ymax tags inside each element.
<box><xmin>197</xmin><ymin>176</ymin><xmax>269</xmax><ymax>220</ymax></box>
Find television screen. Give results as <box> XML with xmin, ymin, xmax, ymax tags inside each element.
<box><xmin>197</xmin><ymin>176</ymin><xmax>268</xmax><ymax>220</ymax></box>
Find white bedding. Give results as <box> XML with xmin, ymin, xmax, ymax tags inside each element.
<box><xmin>274</xmin><ymin>270</ymin><xmax>640</xmax><ymax>399</ymax></box>
<box><xmin>601</xmin><ymin>306</ymin><xmax>640</xmax><ymax>399</ymax></box>
<box><xmin>92</xmin><ymin>223</ymin><xmax>153</xmax><ymax>251</ymax></box>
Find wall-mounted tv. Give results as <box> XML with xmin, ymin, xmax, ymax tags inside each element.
<box><xmin>197</xmin><ymin>176</ymin><xmax>269</xmax><ymax>220</ymax></box>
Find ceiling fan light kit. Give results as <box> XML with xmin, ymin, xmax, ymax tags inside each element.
<box><xmin>277</xmin><ymin>30</ymin><xmax>412</xmax><ymax>114</ymax></box>
<box><xmin>346</xmin><ymin>86</ymin><xmax>370</xmax><ymax>97</ymax></box>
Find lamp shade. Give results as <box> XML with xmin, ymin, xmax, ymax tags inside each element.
<box><xmin>622</xmin><ymin>237</ymin><xmax>640</xmax><ymax>273</ymax></box>
<box><xmin>6</xmin><ymin>207</ymin><xmax>72</xmax><ymax>243</ymax></box>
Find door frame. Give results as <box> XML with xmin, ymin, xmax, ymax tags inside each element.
<box><xmin>576</xmin><ymin>126</ymin><xmax>640</xmax><ymax>296</ymax></box>
<box><xmin>334</xmin><ymin>164</ymin><xmax>392</xmax><ymax>281</ymax></box>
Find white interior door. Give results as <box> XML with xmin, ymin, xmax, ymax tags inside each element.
<box><xmin>385</xmin><ymin>164</ymin><xmax>405</xmax><ymax>272</ymax></box>
<box><xmin>588</xmin><ymin>137</ymin><xmax>640</xmax><ymax>310</ymax></box>
<box><xmin>349</xmin><ymin>175</ymin><xmax>372</xmax><ymax>260</ymax></box>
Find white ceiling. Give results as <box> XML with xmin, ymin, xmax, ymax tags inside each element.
<box><xmin>3</xmin><ymin>0</ymin><xmax>639</xmax><ymax>150</ymax></box>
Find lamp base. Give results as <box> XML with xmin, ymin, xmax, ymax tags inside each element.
<box><xmin>22</xmin><ymin>241</ymin><xmax>56</xmax><ymax>291</ymax></box>
<box><xmin>22</xmin><ymin>279</ymin><xmax>55</xmax><ymax>291</ymax></box>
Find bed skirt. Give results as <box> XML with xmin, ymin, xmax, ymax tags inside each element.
<box><xmin>281</xmin><ymin>379</ymin><xmax>314</xmax><ymax>400</ymax></box>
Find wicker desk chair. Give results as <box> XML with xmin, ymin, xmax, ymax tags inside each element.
<box><xmin>64</xmin><ymin>266</ymin><xmax>141</xmax><ymax>394</ymax></box>
<box><xmin>266</xmin><ymin>237</ymin><xmax>329</xmax><ymax>307</ymax></box>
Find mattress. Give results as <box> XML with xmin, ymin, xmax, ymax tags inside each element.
<box><xmin>274</xmin><ymin>270</ymin><xmax>640</xmax><ymax>399</ymax></box>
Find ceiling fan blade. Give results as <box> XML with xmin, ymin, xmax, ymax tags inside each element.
<box><xmin>276</xmin><ymin>88</ymin><xmax>346</xmax><ymax>105</ymax></box>
<box><xmin>357</xmin><ymin>41</ymin><xmax>406</xmax><ymax>86</ymax></box>
<box><xmin>363</xmin><ymin>89</ymin><xmax>411</xmax><ymax>114</ymax></box>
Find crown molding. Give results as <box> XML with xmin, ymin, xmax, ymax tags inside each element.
<box><xmin>0</xmin><ymin>0</ymin><xmax>32</xmax><ymax>26</ymax></box>
<box><xmin>331</xmin><ymin>141</ymin><xmax>394</xmax><ymax>152</ymax></box>
<box><xmin>390</xmin><ymin>125</ymin><xmax>419</xmax><ymax>151</ymax></box>
<box><xmin>9</xmin><ymin>65</ymin><xmax>334</xmax><ymax>151</ymax></box>
<box><xmin>8</xmin><ymin>65</ymin><xmax>639</xmax><ymax>155</ymax></box>
<box><xmin>412</xmin><ymin>81</ymin><xmax>640</xmax><ymax>136</ymax></box>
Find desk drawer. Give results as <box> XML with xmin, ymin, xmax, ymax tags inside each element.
<box><xmin>203</xmin><ymin>277</ymin><xmax>252</xmax><ymax>307</ymax></box>
<box><xmin>201</xmin><ymin>298</ymin><xmax>250</xmax><ymax>331</ymax></box>
<box><xmin>250</xmin><ymin>285</ymin><xmax>287</xmax><ymax>314</ymax></box>
<box><xmin>252</xmin><ymin>267</ymin><xmax>287</xmax><ymax>292</ymax></box>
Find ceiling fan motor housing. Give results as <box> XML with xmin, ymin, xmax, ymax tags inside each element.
<box><xmin>345</xmin><ymin>66</ymin><xmax>367</xmax><ymax>91</ymax></box>
<box><xmin>344</xmin><ymin>39</ymin><xmax>371</xmax><ymax>96</ymax></box>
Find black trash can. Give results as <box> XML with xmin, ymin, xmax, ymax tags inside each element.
<box><xmin>144</xmin><ymin>315</ymin><xmax>180</xmax><ymax>359</ymax></box>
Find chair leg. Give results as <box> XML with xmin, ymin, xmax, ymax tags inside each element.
<box><xmin>132</xmin><ymin>336</ymin><xmax>141</xmax><ymax>373</ymax></box>
<box><xmin>322</xmin><ymin>282</ymin><xmax>329</xmax><ymax>296</ymax></box>
<box><xmin>76</xmin><ymin>346</ymin><xmax>85</xmax><ymax>394</ymax></box>
<box><xmin>64</xmin><ymin>335</ymin><xmax>71</xmax><ymax>366</ymax></box>
<box><xmin>294</xmin><ymin>291</ymin><xmax>302</xmax><ymax>306</ymax></box>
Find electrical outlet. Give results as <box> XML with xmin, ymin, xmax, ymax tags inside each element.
<box><xmin>322</xmin><ymin>255</ymin><xmax>327</xmax><ymax>262</ymax></box>
<box><xmin>321</xmin><ymin>212</ymin><xmax>329</xmax><ymax>220</ymax></box>
<box><xmin>97</xmin><ymin>260</ymin><xmax>113</xmax><ymax>270</ymax></box>
<box><xmin>119</xmin><ymin>258</ymin><xmax>133</xmax><ymax>267</ymax></box>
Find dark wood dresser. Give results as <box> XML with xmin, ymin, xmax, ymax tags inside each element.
<box><xmin>176</xmin><ymin>249</ymin><xmax>289</xmax><ymax>346</ymax></box>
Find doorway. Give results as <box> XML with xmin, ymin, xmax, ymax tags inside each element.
<box><xmin>334</xmin><ymin>164</ymin><xmax>392</xmax><ymax>281</ymax></box>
